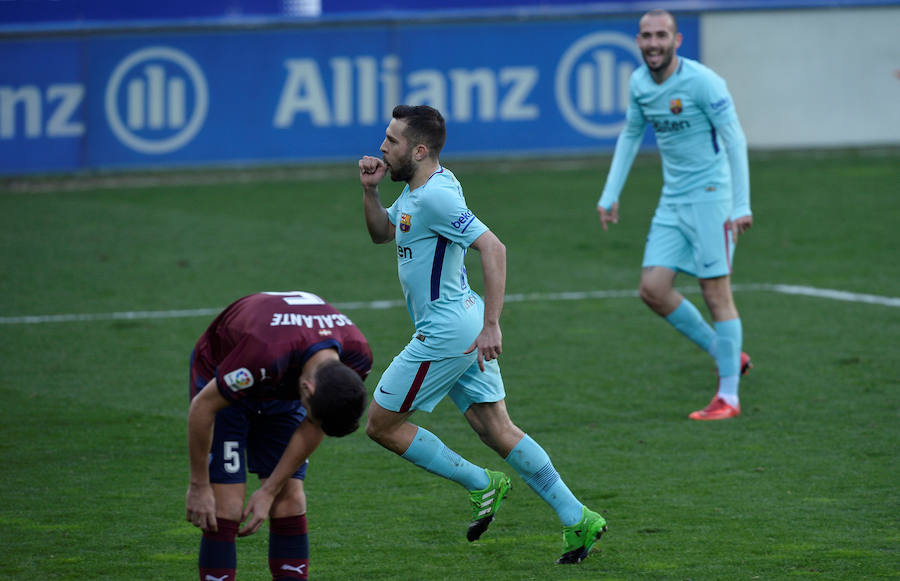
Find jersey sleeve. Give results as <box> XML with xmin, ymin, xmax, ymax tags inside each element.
<box><xmin>339</xmin><ymin>333</ymin><xmax>373</xmax><ymax>381</ymax></box>
<box><xmin>423</xmin><ymin>178</ymin><xmax>488</xmax><ymax>247</ymax></box>
<box><xmin>697</xmin><ymin>69</ymin><xmax>739</xmax><ymax>127</ymax></box>
<box><xmin>598</xmin><ymin>78</ymin><xmax>647</xmax><ymax>209</ymax></box>
<box><xmin>698</xmin><ymin>72</ymin><xmax>751</xmax><ymax>219</ymax></box>
<box><xmin>215</xmin><ymin>335</ymin><xmax>293</xmax><ymax>403</ymax></box>
<box><xmin>385</xmin><ymin>197</ymin><xmax>399</xmax><ymax>226</ymax></box>
<box><xmin>717</xmin><ymin>118</ymin><xmax>751</xmax><ymax>219</ymax></box>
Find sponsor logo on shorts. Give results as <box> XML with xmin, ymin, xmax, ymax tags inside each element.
<box><xmin>223</xmin><ymin>367</ymin><xmax>254</xmax><ymax>391</ymax></box>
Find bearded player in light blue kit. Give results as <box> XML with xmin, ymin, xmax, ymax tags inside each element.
<box><xmin>359</xmin><ymin>105</ymin><xmax>606</xmax><ymax>564</ymax></box>
<box><xmin>597</xmin><ymin>9</ymin><xmax>753</xmax><ymax>420</ymax></box>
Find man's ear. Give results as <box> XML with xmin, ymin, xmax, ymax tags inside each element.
<box><xmin>299</xmin><ymin>377</ymin><xmax>316</xmax><ymax>398</ymax></box>
<box><xmin>414</xmin><ymin>144</ymin><xmax>428</xmax><ymax>161</ymax></box>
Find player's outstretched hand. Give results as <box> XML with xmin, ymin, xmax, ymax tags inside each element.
<box><xmin>730</xmin><ymin>214</ymin><xmax>753</xmax><ymax>242</ymax></box>
<box><xmin>359</xmin><ymin>156</ymin><xmax>387</xmax><ymax>189</ymax></box>
<box><xmin>238</xmin><ymin>487</ymin><xmax>275</xmax><ymax>537</ymax></box>
<box><xmin>186</xmin><ymin>483</ymin><xmax>218</xmax><ymax>533</ymax></box>
<box><xmin>464</xmin><ymin>322</ymin><xmax>502</xmax><ymax>372</ymax></box>
<box><xmin>597</xmin><ymin>202</ymin><xmax>619</xmax><ymax>231</ymax></box>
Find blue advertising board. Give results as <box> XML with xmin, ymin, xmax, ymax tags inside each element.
<box><xmin>0</xmin><ymin>16</ymin><xmax>698</xmax><ymax>174</ymax></box>
<box><xmin>1</xmin><ymin>0</ymin><xmax>894</xmax><ymax>29</ymax></box>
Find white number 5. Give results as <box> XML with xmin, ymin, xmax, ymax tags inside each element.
<box><xmin>223</xmin><ymin>441</ymin><xmax>241</xmax><ymax>473</ymax></box>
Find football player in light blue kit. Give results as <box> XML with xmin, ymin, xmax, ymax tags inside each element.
<box><xmin>597</xmin><ymin>10</ymin><xmax>753</xmax><ymax>420</ymax></box>
<box><xmin>359</xmin><ymin>105</ymin><xmax>606</xmax><ymax>564</ymax></box>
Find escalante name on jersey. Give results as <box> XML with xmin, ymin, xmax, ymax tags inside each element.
<box><xmin>269</xmin><ymin>313</ymin><xmax>355</xmax><ymax>328</ymax></box>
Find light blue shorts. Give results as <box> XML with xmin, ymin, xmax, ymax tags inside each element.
<box><xmin>642</xmin><ymin>200</ymin><xmax>735</xmax><ymax>279</ymax></box>
<box><xmin>374</xmin><ymin>345</ymin><xmax>505</xmax><ymax>414</ymax></box>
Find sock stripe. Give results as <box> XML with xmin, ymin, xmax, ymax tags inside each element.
<box><xmin>526</xmin><ymin>462</ymin><xmax>560</xmax><ymax>494</ymax></box>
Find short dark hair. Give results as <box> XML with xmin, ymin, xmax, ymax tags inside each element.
<box><xmin>643</xmin><ymin>9</ymin><xmax>678</xmax><ymax>34</ymax></box>
<box><xmin>308</xmin><ymin>361</ymin><xmax>367</xmax><ymax>437</ymax></box>
<box><xmin>392</xmin><ymin>104</ymin><xmax>446</xmax><ymax>158</ymax></box>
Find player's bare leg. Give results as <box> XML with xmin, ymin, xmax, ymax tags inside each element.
<box><xmin>365</xmin><ymin>400</ymin><xmax>418</xmax><ymax>455</ymax></box>
<box><xmin>639</xmin><ymin>266</ymin><xmax>682</xmax><ymax>317</ymax></box>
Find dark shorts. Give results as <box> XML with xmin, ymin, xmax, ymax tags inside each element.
<box><xmin>190</xmin><ymin>352</ymin><xmax>308</xmax><ymax>484</ymax></box>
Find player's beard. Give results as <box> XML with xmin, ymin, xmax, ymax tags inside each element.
<box><xmin>387</xmin><ymin>149</ymin><xmax>415</xmax><ymax>183</ymax></box>
<box><xmin>642</xmin><ymin>42</ymin><xmax>676</xmax><ymax>73</ymax></box>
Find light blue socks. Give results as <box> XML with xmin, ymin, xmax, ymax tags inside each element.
<box><xmin>714</xmin><ymin>318</ymin><xmax>742</xmax><ymax>406</ymax></box>
<box><xmin>505</xmin><ymin>435</ymin><xmax>583</xmax><ymax>526</ymax></box>
<box><xmin>665</xmin><ymin>298</ymin><xmax>716</xmax><ymax>355</ymax></box>
<box><xmin>665</xmin><ymin>300</ymin><xmax>742</xmax><ymax>406</ymax></box>
<box><xmin>403</xmin><ymin>429</ymin><xmax>586</xmax><ymax>526</ymax></box>
<box><xmin>402</xmin><ymin>426</ymin><xmax>489</xmax><ymax>491</ymax></box>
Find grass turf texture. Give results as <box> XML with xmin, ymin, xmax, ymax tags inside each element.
<box><xmin>1</xmin><ymin>151</ymin><xmax>898</xmax><ymax>580</ymax></box>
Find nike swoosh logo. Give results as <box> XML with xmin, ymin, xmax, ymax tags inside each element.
<box><xmin>378</xmin><ymin>386</ymin><xmax>394</xmax><ymax>395</ymax></box>
<box><xmin>703</xmin><ymin>260</ymin><xmax>719</xmax><ymax>268</ymax></box>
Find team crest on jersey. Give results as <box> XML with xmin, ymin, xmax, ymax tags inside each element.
<box><xmin>399</xmin><ymin>213</ymin><xmax>411</xmax><ymax>232</ymax></box>
<box><xmin>669</xmin><ymin>98</ymin><xmax>683</xmax><ymax>114</ymax></box>
<box><xmin>224</xmin><ymin>367</ymin><xmax>254</xmax><ymax>392</ymax></box>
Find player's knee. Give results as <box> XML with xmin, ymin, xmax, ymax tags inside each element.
<box><xmin>270</xmin><ymin>493</ymin><xmax>305</xmax><ymax>518</ymax></box>
<box><xmin>365</xmin><ymin>414</ymin><xmax>393</xmax><ymax>445</ymax></box>
<box><xmin>477</xmin><ymin>419</ymin><xmax>522</xmax><ymax>456</ymax></box>
<box><xmin>639</xmin><ymin>281</ymin><xmax>663</xmax><ymax>310</ymax></box>
<box><xmin>215</xmin><ymin>498</ymin><xmax>244</xmax><ymax>521</ymax></box>
<box><xmin>364</xmin><ymin>415</ymin><xmax>382</xmax><ymax>441</ymax></box>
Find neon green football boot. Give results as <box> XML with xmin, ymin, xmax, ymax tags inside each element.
<box><xmin>556</xmin><ymin>506</ymin><xmax>607</xmax><ymax>564</ymax></box>
<box><xmin>466</xmin><ymin>469</ymin><xmax>511</xmax><ymax>541</ymax></box>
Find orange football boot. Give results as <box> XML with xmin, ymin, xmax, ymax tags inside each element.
<box><xmin>689</xmin><ymin>397</ymin><xmax>740</xmax><ymax>420</ymax></box>
<box><xmin>740</xmin><ymin>352</ymin><xmax>753</xmax><ymax>376</ymax></box>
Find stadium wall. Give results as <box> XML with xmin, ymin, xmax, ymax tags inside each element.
<box><xmin>0</xmin><ymin>2</ymin><xmax>897</xmax><ymax>175</ymax></box>
<box><xmin>701</xmin><ymin>7</ymin><xmax>900</xmax><ymax>149</ymax></box>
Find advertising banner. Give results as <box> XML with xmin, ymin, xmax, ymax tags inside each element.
<box><xmin>0</xmin><ymin>16</ymin><xmax>699</xmax><ymax>174</ymax></box>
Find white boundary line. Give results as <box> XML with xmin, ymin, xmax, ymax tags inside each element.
<box><xmin>0</xmin><ymin>283</ymin><xmax>897</xmax><ymax>325</ymax></box>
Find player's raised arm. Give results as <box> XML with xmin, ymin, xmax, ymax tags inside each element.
<box><xmin>359</xmin><ymin>155</ymin><xmax>395</xmax><ymax>244</ymax></box>
<box><xmin>464</xmin><ymin>230</ymin><xmax>506</xmax><ymax>372</ymax></box>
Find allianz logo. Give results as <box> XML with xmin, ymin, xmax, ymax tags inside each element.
<box><xmin>0</xmin><ymin>32</ymin><xmax>641</xmax><ymax>153</ymax></box>
<box><xmin>104</xmin><ymin>46</ymin><xmax>209</xmax><ymax>154</ymax></box>
<box><xmin>273</xmin><ymin>30</ymin><xmax>641</xmax><ymax>138</ymax></box>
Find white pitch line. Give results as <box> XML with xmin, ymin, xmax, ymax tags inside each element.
<box><xmin>0</xmin><ymin>283</ymin><xmax>897</xmax><ymax>325</ymax></box>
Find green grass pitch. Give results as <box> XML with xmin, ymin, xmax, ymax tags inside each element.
<box><xmin>1</xmin><ymin>150</ymin><xmax>898</xmax><ymax>580</ymax></box>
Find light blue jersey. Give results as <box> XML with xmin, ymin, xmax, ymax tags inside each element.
<box><xmin>386</xmin><ymin>167</ymin><xmax>488</xmax><ymax>359</ymax></box>
<box><xmin>599</xmin><ymin>57</ymin><xmax>750</xmax><ymax>219</ymax></box>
